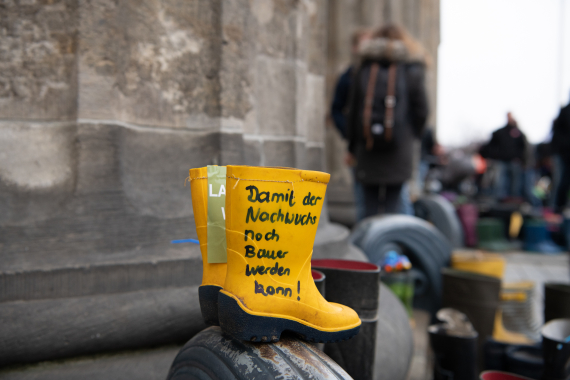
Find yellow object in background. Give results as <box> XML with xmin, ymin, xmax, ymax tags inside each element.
<box><xmin>500</xmin><ymin>292</ymin><xmax>527</xmax><ymax>302</ymax></box>
<box><xmin>451</xmin><ymin>250</ymin><xmax>506</xmax><ymax>279</ymax></box>
<box><xmin>500</xmin><ymin>281</ymin><xmax>534</xmax><ymax>302</ymax></box>
<box><xmin>497</xmin><ymin>280</ymin><xmax>541</xmax><ymax>342</ymax></box>
<box><xmin>509</xmin><ymin>212</ymin><xmax>523</xmax><ymax>239</ymax></box>
<box><xmin>451</xmin><ymin>252</ymin><xmax>539</xmax><ymax>343</ymax></box>
<box><xmin>493</xmin><ymin>310</ymin><xmax>533</xmax><ymax>345</ymax></box>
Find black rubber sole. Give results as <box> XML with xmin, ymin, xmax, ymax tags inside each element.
<box><xmin>218</xmin><ymin>292</ymin><xmax>361</xmax><ymax>343</ymax></box>
<box><xmin>199</xmin><ymin>285</ymin><xmax>223</xmax><ymax>326</ymax></box>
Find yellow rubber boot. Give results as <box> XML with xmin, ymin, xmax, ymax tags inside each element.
<box><xmin>451</xmin><ymin>250</ymin><xmax>506</xmax><ymax>279</ymax></box>
<box><xmin>493</xmin><ymin>281</ymin><xmax>539</xmax><ymax>343</ymax></box>
<box><xmin>218</xmin><ymin>165</ymin><xmax>361</xmax><ymax>343</ymax></box>
<box><xmin>492</xmin><ymin>310</ymin><xmax>533</xmax><ymax>345</ymax></box>
<box><xmin>189</xmin><ymin>167</ymin><xmax>227</xmax><ymax>326</ymax></box>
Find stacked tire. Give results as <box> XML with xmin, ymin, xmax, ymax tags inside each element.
<box><xmin>414</xmin><ymin>194</ymin><xmax>464</xmax><ymax>248</ymax></box>
<box><xmin>167</xmin><ymin>327</ymin><xmax>352</xmax><ymax>380</ymax></box>
<box><xmin>351</xmin><ymin>215</ymin><xmax>452</xmax><ymax>316</ymax></box>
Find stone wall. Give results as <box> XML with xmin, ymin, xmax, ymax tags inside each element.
<box><xmin>0</xmin><ymin>0</ymin><xmax>327</xmax><ymax>255</ymax></box>
<box><xmin>0</xmin><ymin>0</ymin><xmax>331</xmax><ymax>367</ymax></box>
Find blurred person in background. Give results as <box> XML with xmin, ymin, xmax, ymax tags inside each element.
<box><xmin>551</xmin><ymin>94</ymin><xmax>570</xmax><ymax>213</ymax></box>
<box><xmin>331</xmin><ymin>28</ymin><xmax>373</xmax><ymax>221</ymax></box>
<box><xmin>479</xmin><ymin>112</ymin><xmax>538</xmax><ymax>205</ymax></box>
<box><xmin>533</xmin><ymin>142</ymin><xmax>554</xmax><ymax>205</ymax></box>
<box><xmin>419</xmin><ymin>126</ymin><xmax>445</xmax><ymax>192</ymax></box>
<box><xmin>346</xmin><ymin>24</ymin><xmax>429</xmax><ymax>218</ymax></box>
<box><xmin>536</xmin><ymin>143</ymin><xmax>553</xmax><ymax>180</ymax></box>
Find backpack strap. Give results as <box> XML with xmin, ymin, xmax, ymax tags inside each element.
<box><xmin>384</xmin><ymin>63</ymin><xmax>398</xmax><ymax>142</ymax></box>
<box><xmin>363</xmin><ymin>63</ymin><xmax>398</xmax><ymax>151</ymax></box>
<box><xmin>363</xmin><ymin>63</ymin><xmax>379</xmax><ymax>151</ymax></box>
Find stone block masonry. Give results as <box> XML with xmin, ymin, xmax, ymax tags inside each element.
<box><xmin>1</xmin><ymin>0</ymin><xmax>329</xmax><ymax>256</ymax></box>
<box><xmin>0</xmin><ymin>0</ymin><xmax>330</xmax><ymax>368</ymax></box>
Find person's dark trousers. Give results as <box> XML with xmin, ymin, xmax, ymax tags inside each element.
<box><xmin>495</xmin><ymin>161</ymin><xmax>523</xmax><ymax>199</ymax></box>
<box><xmin>555</xmin><ymin>159</ymin><xmax>570</xmax><ymax>212</ymax></box>
<box><xmin>523</xmin><ymin>167</ymin><xmax>541</xmax><ymax>207</ymax></box>
<box><xmin>362</xmin><ymin>183</ymin><xmax>403</xmax><ymax>218</ymax></box>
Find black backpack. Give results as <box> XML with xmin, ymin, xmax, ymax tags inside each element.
<box><xmin>358</xmin><ymin>62</ymin><xmax>407</xmax><ymax>151</ymax></box>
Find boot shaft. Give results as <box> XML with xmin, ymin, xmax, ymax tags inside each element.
<box><xmin>224</xmin><ymin>165</ymin><xmax>329</xmax><ymax>310</ymax></box>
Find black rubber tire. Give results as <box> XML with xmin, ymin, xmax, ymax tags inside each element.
<box><xmin>375</xmin><ymin>242</ymin><xmax>404</xmax><ymax>258</ymax></box>
<box><xmin>414</xmin><ymin>194</ymin><xmax>464</xmax><ymax>248</ymax></box>
<box><xmin>167</xmin><ymin>326</ymin><xmax>353</xmax><ymax>380</ymax></box>
<box><xmin>350</xmin><ymin>215</ymin><xmax>452</xmax><ymax>316</ymax></box>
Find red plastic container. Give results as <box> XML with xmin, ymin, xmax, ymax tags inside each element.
<box><xmin>479</xmin><ymin>370</ymin><xmax>534</xmax><ymax>380</ymax></box>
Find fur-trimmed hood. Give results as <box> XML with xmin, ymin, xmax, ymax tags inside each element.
<box><xmin>357</xmin><ymin>37</ymin><xmax>429</xmax><ymax>65</ymax></box>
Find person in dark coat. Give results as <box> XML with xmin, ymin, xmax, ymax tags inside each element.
<box><xmin>418</xmin><ymin>127</ymin><xmax>445</xmax><ymax>192</ymax></box>
<box><xmin>480</xmin><ymin>113</ymin><xmax>526</xmax><ymax>164</ymax></box>
<box><xmin>346</xmin><ymin>24</ymin><xmax>429</xmax><ymax>217</ymax></box>
<box><xmin>551</xmin><ymin>97</ymin><xmax>570</xmax><ymax>212</ymax></box>
<box><xmin>479</xmin><ymin>113</ymin><xmax>532</xmax><ymax>201</ymax></box>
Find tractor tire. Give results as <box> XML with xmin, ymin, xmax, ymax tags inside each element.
<box><xmin>414</xmin><ymin>194</ymin><xmax>464</xmax><ymax>248</ymax></box>
<box><xmin>351</xmin><ymin>215</ymin><xmax>452</xmax><ymax>316</ymax></box>
<box><xmin>167</xmin><ymin>326</ymin><xmax>353</xmax><ymax>380</ymax></box>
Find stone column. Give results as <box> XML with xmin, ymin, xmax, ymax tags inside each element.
<box><xmin>0</xmin><ymin>0</ymin><xmax>329</xmax><ymax>257</ymax></box>
<box><xmin>0</xmin><ymin>0</ymin><xmax>331</xmax><ymax>367</ymax></box>
<box><xmin>0</xmin><ymin>0</ymin><xmax>78</xmax><ymax>225</ymax></box>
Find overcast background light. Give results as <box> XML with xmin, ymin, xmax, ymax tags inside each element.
<box><xmin>437</xmin><ymin>0</ymin><xmax>570</xmax><ymax>147</ymax></box>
